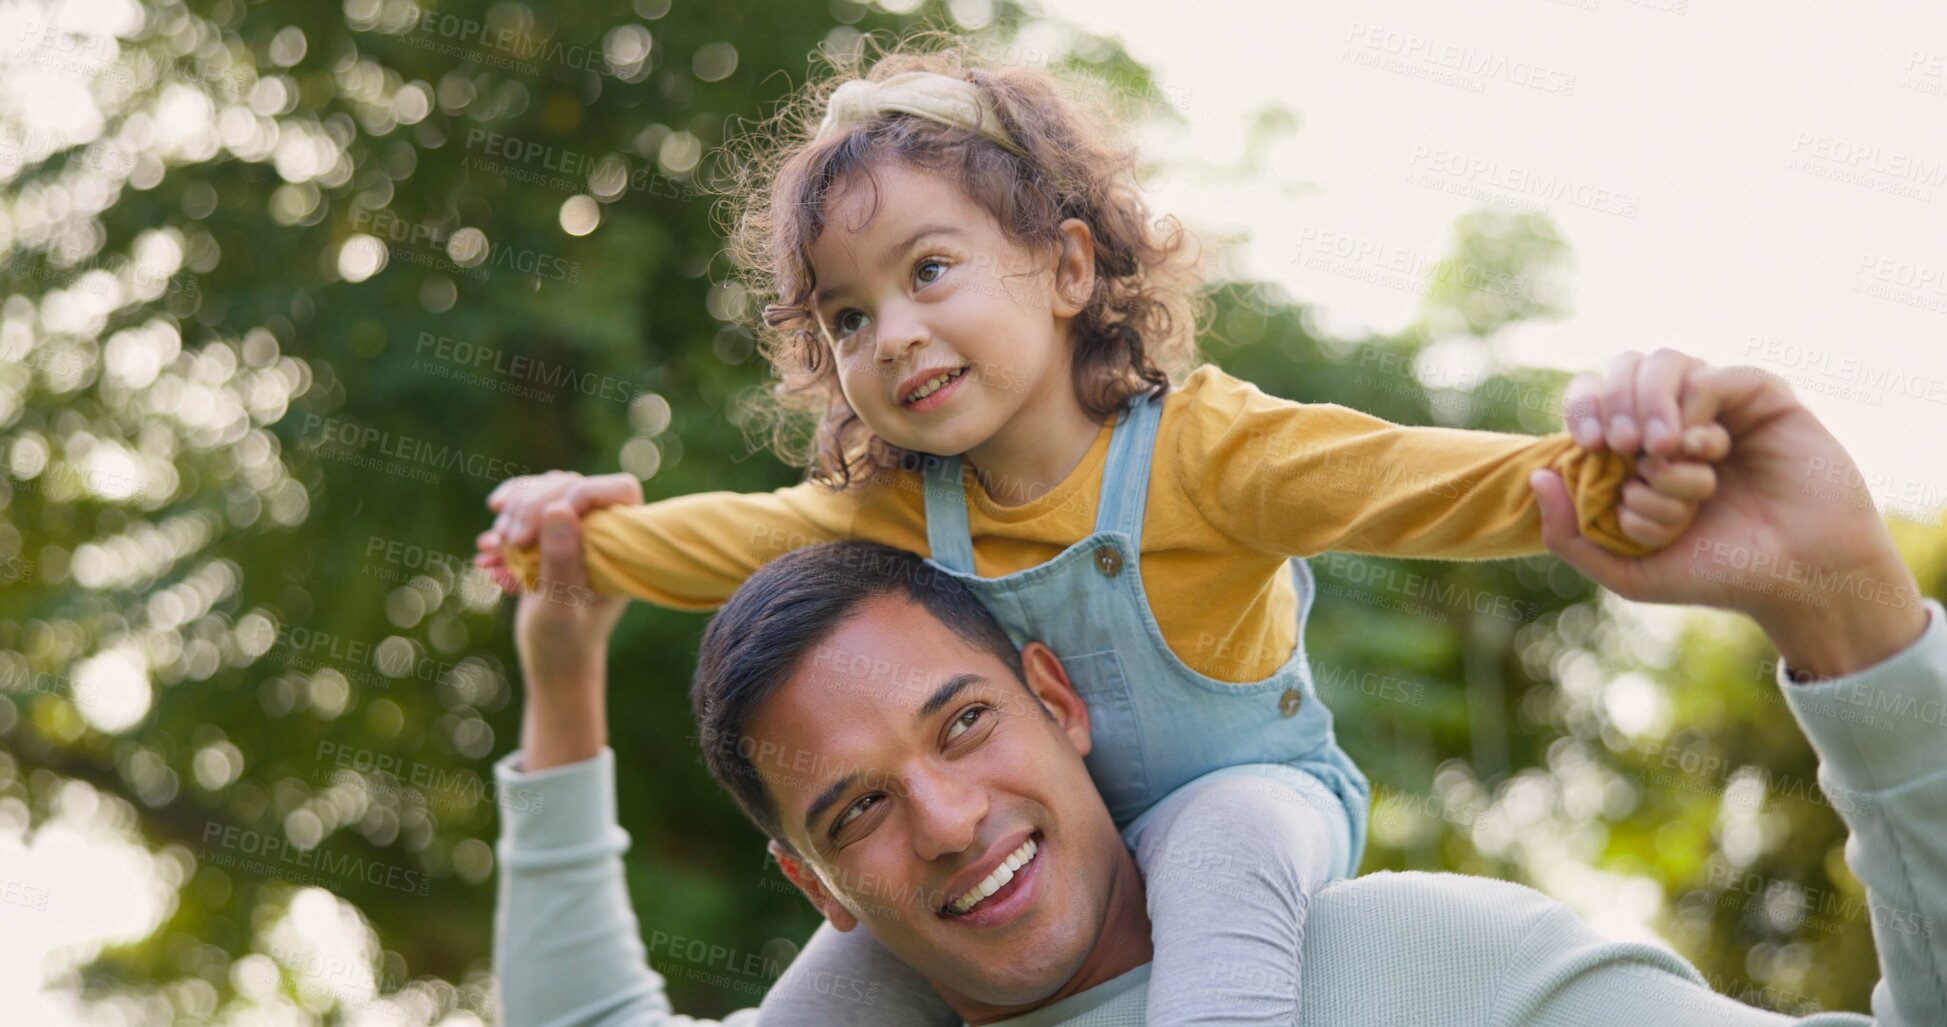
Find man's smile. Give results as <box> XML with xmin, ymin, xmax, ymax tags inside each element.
<box><xmin>939</xmin><ymin>831</ymin><xmax>1044</xmax><ymax>927</ymax></box>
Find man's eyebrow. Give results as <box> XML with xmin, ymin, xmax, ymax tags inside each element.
<box><xmin>804</xmin><ymin>770</ymin><xmax>863</xmax><ymax>839</ymax></box>
<box><xmin>799</xmin><ymin>672</ymin><xmax>986</xmax><ymax>838</ymax></box>
<box><xmin>915</xmin><ymin>672</ymin><xmax>983</xmax><ymax>724</ymax></box>
<box><xmin>813</xmin><ymin>224</ymin><xmax>966</xmax><ymax>306</ymax></box>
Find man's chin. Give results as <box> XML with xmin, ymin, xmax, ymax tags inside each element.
<box><xmin>915</xmin><ymin>914</ymin><xmax>1094</xmax><ymax>1010</ymax></box>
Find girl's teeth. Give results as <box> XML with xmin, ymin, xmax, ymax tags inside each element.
<box><xmin>909</xmin><ymin>368</ymin><xmax>963</xmax><ymax>402</ymax></box>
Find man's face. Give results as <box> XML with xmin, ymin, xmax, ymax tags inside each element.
<box><xmin>745</xmin><ymin>595</ymin><xmax>1125</xmax><ymax>1007</ymax></box>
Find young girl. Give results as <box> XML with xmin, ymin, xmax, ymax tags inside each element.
<box><xmin>478</xmin><ymin>42</ymin><xmax>1721</xmax><ymax>1027</ymax></box>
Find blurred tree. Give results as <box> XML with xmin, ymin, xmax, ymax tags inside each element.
<box><xmin>0</xmin><ymin>0</ymin><xmax>1939</xmax><ymax>1023</ymax></box>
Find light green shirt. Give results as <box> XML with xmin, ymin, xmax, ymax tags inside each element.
<box><xmin>493</xmin><ymin>602</ymin><xmax>1947</xmax><ymax>1026</ymax></box>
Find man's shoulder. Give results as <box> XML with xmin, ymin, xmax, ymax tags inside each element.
<box><xmin>1312</xmin><ymin>869</ymin><xmax>1562</xmax><ymax>938</ymax></box>
<box><xmin>1302</xmin><ymin>871</ymin><xmax>1569</xmax><ymax>1022</ymax></box>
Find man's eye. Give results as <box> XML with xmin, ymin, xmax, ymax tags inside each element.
<box><xmin>834</xmin><ymin>793</ymin><xmax>880</xmax><ymax>834</ymax></box>
<box><xmin>915</xmin><ymin>258</ymin><xmax>949</xmax><ymax>285</ymax></box>
<box><xmin>945</xmin><ymin>704</ymin><xmax>989</xmax><ymax>742</ymax></box>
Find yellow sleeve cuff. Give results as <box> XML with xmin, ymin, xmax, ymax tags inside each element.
<box><xmin>1561</xmin><ymin>447</ymin><xmax>1653</xmax><ymax>558</ymax></box>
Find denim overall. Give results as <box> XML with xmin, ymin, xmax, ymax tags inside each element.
<box><xmin>920</xmin><ymin>388</ymin><xmax>1370</xmax><ymax>872</ymax></box>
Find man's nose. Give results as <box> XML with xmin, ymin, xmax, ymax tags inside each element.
<box><xmin>905</xmin><ymin>767</ymin><xmax>986</xmax><ymax>862</ymax></box>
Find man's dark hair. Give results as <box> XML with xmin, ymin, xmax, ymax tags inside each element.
<box><xmin>691</xmin><ymin>541</ymin><xmax>1031</xmax><ymax>856</ymax></box>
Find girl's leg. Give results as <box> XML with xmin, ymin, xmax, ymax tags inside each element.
<box><xmin>758</xmin><ymin>917</ymin><xmax>959</xmax><ymax>1026</ymax></box>
<box><xmin>1120</xmin><ymin>764</ymin><xmax>1354</xmax><ymax>1027</ymax></box>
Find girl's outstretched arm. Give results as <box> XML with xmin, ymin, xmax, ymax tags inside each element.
<box><xmin>478</xmin><ymin>470</ymin><xmax>928</xmax><ymax>609</ymax></box>
<box><xmin>1168</xmin><ymin>363</ymin><xmax>1728</xmax><ymax>562</ymax></box>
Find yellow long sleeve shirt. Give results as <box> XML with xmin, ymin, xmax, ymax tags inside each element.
<box><xmin>507</xmin><ymin>364</ymin><xmax>1643</xmax><ymax>683</ymax></box>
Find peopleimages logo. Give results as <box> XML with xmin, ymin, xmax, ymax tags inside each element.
<box><xmin>464</xmin><ymin>129</ymin><xmax>595</xmax><ymax>178</ymax></box>
<box><xmin>299</xmin><ymin>413</ymin><xmax>533</xmax><ymax>484</ymax></box>
<box><xmin>348</xmin><ymin>209</ymin><xmax>583</xmax><ymax>285</ymax></box>
<box><xmin>1405</xmin><ymin>146</ymin><xmax>1640</xmax><ymax>219</ymax></box>
<box><xmin>200</xmin><ymin>822</ymin><xmax>431</xmax><ymax>896</ymax></box>
<box><xmin>414</xmin><ymin>332</ymin><xmax>644</xmax><ymax>404</ymax></box>
<box><xmin>412</xmin><ymin>12</ymin><xmax>611</xmax><ymax>75</ymax></box>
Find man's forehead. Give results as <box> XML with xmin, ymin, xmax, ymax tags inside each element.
<box><xmin>793</xmin><ymin>597</ymin><xmax>977</xmax><ymax>701</ymax></box>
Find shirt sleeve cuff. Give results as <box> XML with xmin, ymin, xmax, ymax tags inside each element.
<box><xmin>1779</xmin><ymin>599</ymin><xmax>1947</xmax><ymax>794</ymax></box>
<box><xmin>494</xmin><ymin>747</ymin><xmax>621</xmax><ymax>858</ymax></box>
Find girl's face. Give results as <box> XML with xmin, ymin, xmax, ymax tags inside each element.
<box><xmin>806</xmin><ymin>162</ymin><xmax>1091</xmax><ymax>460</ymax></box>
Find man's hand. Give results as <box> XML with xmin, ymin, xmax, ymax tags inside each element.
<box><xmin>509</xmin><ymin>500</ymin><xmax>631</xmax><ymax>771</ymax></box>
<box><xmin>1567</xmin><ymin>349</ymin><xmax>1734</xmax><ymax>550</ymax></box>
<box><xmin>1533</xmin><ymin>354</ymin><xmax>1929</xmax><ymax>678</ymax></box>
<box><xmin>476</xmin><ymin>471</ymin><xmax>641</xmax><ymax>593</ymax></box>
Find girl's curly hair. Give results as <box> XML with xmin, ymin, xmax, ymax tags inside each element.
<box><xmin>713</xmin><ymin>31</ymin><xmax>1207</xmax><ymax>490</ymax></box>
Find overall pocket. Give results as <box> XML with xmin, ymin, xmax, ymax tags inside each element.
<box><xmin>1059</xmin><ymin>649</ymin><xmax>1154</xmax><ymax>826</ymax></box>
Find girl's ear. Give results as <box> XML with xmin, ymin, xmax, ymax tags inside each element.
<box><xmin>769</xmin><ymin>839</ymin><xmax>861</xmax><ymax>931</ymax></box>
<box><xmin>1050</xmin><ymin>218</ymin><xmax>1096</xmax><ymax>318</ymax></box>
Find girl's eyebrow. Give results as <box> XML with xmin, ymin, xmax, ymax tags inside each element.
<box><xmin>813</xmin><ymin>224</ymin><xmax>966</xmax><ymax>305</ymax></box>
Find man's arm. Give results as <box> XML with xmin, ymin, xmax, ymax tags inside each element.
<box><xmin>492</xmin><ymin>503</ymin><xmax>760</xmax><ymax>1026</ymax></box>
<box><xmin>495</xmin><ymin>748</ymin><xmax>760</xmax><ymax>1027</ymax></box>
<box><xmin>1490</xmin><ymin>603</ymin><xmax>1945</xmax><ymax>1026</ymax></box>
<box><xmin>1519</xmin><ymin>356</ymin><xmax>1940</xmax><ymax>1024</ymax></box>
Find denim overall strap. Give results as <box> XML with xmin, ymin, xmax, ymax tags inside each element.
<box><xmin>1093</xmin><ymin>389</ymin><xmax>1166</xmax><ymax>541</ymax></box>
<box><xmin>920</xmin><ymin>455</ymin><xmax>977</xmax><ymax>574</ymax></box>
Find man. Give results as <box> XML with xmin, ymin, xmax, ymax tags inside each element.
<box><xmin>492</xmin><ymin>354</ymin><xmax>1943</xmax><ymax>1025</ymax></box>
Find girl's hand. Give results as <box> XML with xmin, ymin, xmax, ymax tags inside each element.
<box><xmin>475</xmin><ymin>471</ymin><xmax>643</xmax><ymax>593</ymax></box>
<box><xmin>1566</xmin><ymin>349</ymin><xmax>1735</xmax><ymax>550</ymax></box>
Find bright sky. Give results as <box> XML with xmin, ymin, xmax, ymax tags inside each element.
<box><xmin>1035</xmin><ymin>0</ymin><xmax>1947</xmax><ymax>524</ymax></box>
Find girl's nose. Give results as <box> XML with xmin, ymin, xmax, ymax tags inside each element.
<box><xmin>874</xmin><ymin>305</ymin><xmax>927</xmax><ymax>364</ymax></box>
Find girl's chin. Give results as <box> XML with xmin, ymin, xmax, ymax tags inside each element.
<box><xmin>885</xmin><ymin>411</ymin><xmax>988</xmax><ymax>454</ymax></box>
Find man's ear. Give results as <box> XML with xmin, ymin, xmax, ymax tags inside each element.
<box><xmin>1049</xmin><ymin>218</ymin><xmax>1096</xmax><ymax>318</ymax></box>
<box><xmin>1018</xmin><ymin>642</ymin><xmax>1092</xmax><ymax>758</ymax></box>
<box><xmin>769</xmin><ymin>839</ymin><xmax>859</xmax><ymax>932</ymax></box>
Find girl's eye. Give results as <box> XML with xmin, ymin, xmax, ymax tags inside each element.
<box><xmin>825</xmin><ymin>259</ymin><xmax>945</xmax><ymax>342</ymax></box>
<box><xmin>945</xmin><ymin>704</ymin><xmax>989</xmax><ymax>742</ymax></box>
<box><xmin>833</xmin><ymin>793</ymin><xmax>880</xmax><ymax>835</ymax></box>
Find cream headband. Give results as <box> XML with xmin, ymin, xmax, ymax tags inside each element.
<box><xmin>813</xmin><ymin>70</ymin><xmax>1026</xmax><ymax>157</ymax></box>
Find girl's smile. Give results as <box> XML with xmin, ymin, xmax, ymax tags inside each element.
<box><xmin>899</xmin><ymin>364</ymin><xmax>970</xmax><ymax>412</ymax></box>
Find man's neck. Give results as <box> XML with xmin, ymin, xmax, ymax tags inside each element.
<box><xmin>947</xmin><ymin>845</ymin><xmax>1154</xmax><ymax>1025</ymax></box>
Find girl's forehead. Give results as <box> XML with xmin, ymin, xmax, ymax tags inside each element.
<box><xmin>821</xmin><ymin>163</ymin><xmax>977</xmax><ymax>239</ymax></box>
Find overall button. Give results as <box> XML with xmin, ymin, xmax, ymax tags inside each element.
<box><xmin>1094</xmin><ymin>546</ymin><xmax>1123</xmax><ymax>577</ymax></box>
<box><xmin>1279</xmin><ymin>688</ymin><xmax>1303</xmax><ymax>717</ymax></box>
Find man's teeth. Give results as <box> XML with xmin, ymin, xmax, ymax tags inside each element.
<box><xmin>907</xmin><ymin>367</ymin><xmax>964</xmax><ymax>402</ymax></box>
<box><xmin>948</xmin><ymin>837</ymin><xmax>1037</xmax><ymax>915</ymax></box>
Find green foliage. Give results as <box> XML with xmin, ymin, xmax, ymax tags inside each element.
<box><xmin>2</xmin><ymin>1</ymin><xmax>1939</xmax><ymax>1022</ymax></box>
